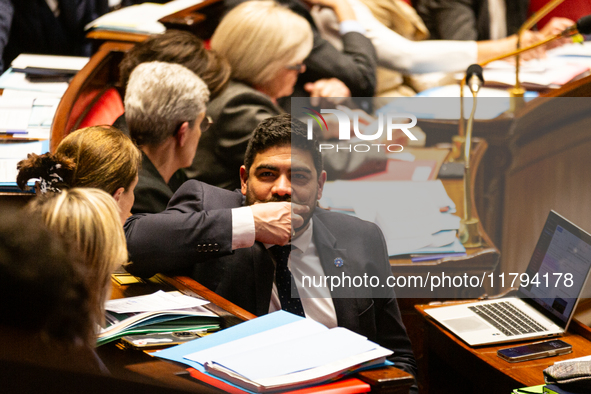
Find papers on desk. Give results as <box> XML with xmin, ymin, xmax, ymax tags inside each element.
<box><xmin>105</xmin><ymin>290</ymin><xmax>209</xmax><ymax>314</ymax></box>
<box><xmin>0</xmin><ymin>97</ymin><xmax>33</xmax><ymax>134</ymax></box>
<box><xmin>0</xmin><ymin>139</ymin><xmax>49</xmax><ymax>185</ymax></box>
<box><xmin>98</xmin><ymin>291</ymin><xmax>218</xmax><ymax>346</ymax></box>
<box><xmin>0</xmin><ymin>54</ymin><xmax>81</xmax><ymax>189</ymax></box>
<box><xmin>10</xmin><ymin>54</ymin><xmax>89</xmax><ymax>75</ymax></box>
<box><xmin>320</xmin><ymin>180</ymin><xmax>465</xmax><ymax>257</ymax></box>
<box><xmin>0</xmin><ymin>68</ymin><xmax>69</xmax><ymax>95</ymax></box>
<box><xmin>85</xmin><ymin>0</ymin><xmax>206</xmax><ymax>34</ymax></box>
<box><xmin>156</xmin><ymin>311</ymin><xmax>390</xmax><ymax>393</ymax></box>
<box><xmin>482</xmin><ymin>58</ymin><xmax>589</xmax><ymax>89</ymax></box>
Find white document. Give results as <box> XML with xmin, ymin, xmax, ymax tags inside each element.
<box><xmin>186</xmin><ymin>318</ymin><xmax>328</xmax><ymax>365</ymax></box>
<box><xmin>210</xmin><ymin>327</ymin><xmax>382</xmax><ymax>381</ymax></box>
<box><xmin>0</xmin><ymin>140</ymin><xmax>44</xmax><ymax>183</ymax></box>
<box><xmin>85</xmin><ymin>0</ymin><xmax>204</xmax><ymax>34</ymax></box>
<box><xmin>320</xmin><ymin>180</ymin><xmax>460</xmax><ymax>256</ymax></box>
<box><xmin>11</xmin><ymin>54</ymin><xmax>89</xmax><ymax>72</ymax></box>
<box><xmin>0</xmin><ymin>97</ymin><xmax>34</xmax><ymax>132</ymax></box>
<box><xmin>482</xmin><ymin>58</ymin><xmax>589</xmax><ymax>87</ymax></box>
<box><xmin>0</xmin><ymin>69</ymin><xmax>69</xmax><ymax>94</ymax></box>
<box><xmin>105</xmin><ymin>290</ymin><xmax>209</xmax><ymax>314</ymax></box>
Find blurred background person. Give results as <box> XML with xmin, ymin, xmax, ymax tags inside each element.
<box><xmin>0</xmin><ymin>210</ymin><xmax>100</xmax><ymax>373</ymax></box>
<box><xmin>114</xmin><ymin>29</ymin><xmax>231</xmax><ymax>134</ymax></box>
<box><xmin>186</xmin><ymin>0</ymin><xmax>313</xmax><ymax>190</ymax></box>
<box><xmin>225</xmin><ymin>0</ymin><xmax>377</xmax><ymax>102</ymax></box>
<box><xmin>27</xmin><ymin>188</ymin><xmax>128</xmax><ymax>335</ymax></box>
<box><xmin>17</xmin><ymin>126</ymin><xmax>141</xmax><ymax>224</ymax></box>
<box><xmin>414</xmin><ymin>0</ymin><xmax>574</xmax><ymax>42</ymax></box>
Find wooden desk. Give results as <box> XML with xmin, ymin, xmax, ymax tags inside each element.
<box><xmin>414</xmin><ymin>303</ymin><xmax>591</xmax><ymax>394</ymax></box>
<box><xmin>86</xmin><ymin>0</ymin><xmax>224</xmax><ymax>45</ymax></box>
<box><xmin>103</xmin><ymin>274</ymin><xmax>414</xmax><ymax>393</ymax></box>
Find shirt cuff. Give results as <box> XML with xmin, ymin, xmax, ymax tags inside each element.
<box><xmin>340</xmin><ymin>20</ymin><xmax>366</xmax><ymax>36</ymax></box>
<box><xmin>232</xmin><ymin>207</ymin><xmax>255</xmax><ymax>249</ymax></box>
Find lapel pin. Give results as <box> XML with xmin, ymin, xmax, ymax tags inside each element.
<box><xmin>334</xmin><ymin>257</ymin><xmax>344</xmax><ymax>268</ymax></box>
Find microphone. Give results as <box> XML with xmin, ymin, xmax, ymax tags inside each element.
<box><xmin>466</xmin><ymin>64</ymin><xmax>484</xmax><ymax>94</ymax></box>
<box><xmin>577</xmin><ymin>14</ymin><xmax>591</xmax><ymax>35</ymax></box>
<box><xmin>561</xmin><ymin>14</ymin><xmax>591</xmax><ymax>37</ymax></box>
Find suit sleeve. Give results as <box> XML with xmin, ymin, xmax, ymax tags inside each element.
<box><xmin>124</xmin><ymin>181</ymin><xmax>235</xmax><ymax>278</ymax></box>
<box><xmin>302</xmin><ymin>30</ymin><xmax>377</xmax><ymax>97</ymax></box>
<box><xmin>214</xmin><ymin>93</ymin><xmax>280</xmax><ymax>170</ymax></box>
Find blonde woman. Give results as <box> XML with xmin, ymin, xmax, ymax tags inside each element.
<box><xmin>28</xmin><ymin>188</ymin><xmax>128</xmax><ymax>330</ymax></box>
<box><xmin>186</xmin><ymin>1</ymin><xmax>314</xmax><ymax>190</ymax></box>
<box><xmin>17</xmin><ymin>126</ymin><xmax>141</xmax><ymax>224</ymax></box>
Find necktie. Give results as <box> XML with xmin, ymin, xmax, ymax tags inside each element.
<box><xmin>270</xmin><ymin>245</ymin><xmax>305</xmax><ymax>317</ymax></box>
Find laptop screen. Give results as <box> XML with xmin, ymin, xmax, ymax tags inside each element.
<box><xmin>519</xmin><ymin>211</ymin><xmax>591</xmax><ymax>328</ymax></box>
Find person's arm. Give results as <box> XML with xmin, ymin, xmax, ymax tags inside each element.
<box><xmin>124</xmin><ymin>185</ymin><xmax>236</xmax><ymax>278</ymax></box>
<box><xmin>339</xmin><ymin>0</ymin><xmax>478</xmax><ymax>73</ymax></box>
<box><xmin>290</xmin><ymin>0</ymin><xmax>376</xmax><ymax>97</ymax></box>
<box><xmin>0</xmin><ymin>0</ymin><xmax>14</xmax><ymax>73</ymax></box>
<box><xmin>124</xmin><ymin>180</ymin><xmax>305</xmax><ymax>278</ymax></box>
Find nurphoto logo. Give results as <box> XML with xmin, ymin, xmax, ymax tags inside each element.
<box><xmin>304</xmin><ymin>107</ymin><xmax>418</xmax><ymax>153</ymax></box>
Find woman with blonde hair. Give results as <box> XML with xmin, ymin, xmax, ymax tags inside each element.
<box><xmin>27</xmin><ymin>188</ymin><xmax>128</xmax><ymax>330</ymax></box>
<box><xmin>186</xmin><ymin>0</ymin><xmax>314</xmax><ymax>190</ymax></box>
<box><xmin>17</xmin><ymin>125</ymin><xmax>141</xmax><ymax>224</ymax></box>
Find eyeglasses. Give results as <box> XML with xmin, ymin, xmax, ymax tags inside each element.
<box><xmin>200</xmin><ymin>115</ymin><xmax>213</xmax><ymax>133</ymax></box>
<box><xmin>286</xmin><ymin>63</ymin><xmax>306</xmax><ymax>73</ymax></box>
<box><xmin>173</xmin><ymin>116</ymin><xmax>213</xmax><ymax>136</ymax></box>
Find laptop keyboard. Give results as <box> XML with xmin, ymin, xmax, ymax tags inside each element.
<box><xmin>468</xmin><ymin>301</ymin><xmax>547</xmax><ymax>336</ymax></box>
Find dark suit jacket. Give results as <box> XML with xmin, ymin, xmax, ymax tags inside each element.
<box><xmin>415</xmin><ymin>0</ymin><xmax>529</xmax><ymax>41</ymax></box>
<box><xmin>131</xmin><ymin>152</ymin><xmax>187</xmax><ymax>214</ymax></box>
<box><xmin>225</xmin><ymin>0</ymin><xmax>377</xmax><ymax>98</ymax></box>
<box><xmin>124</xmin><ymin>180</ymin><xmax>417</xmax><ymax>380</ymax></box>
<box><xmin>1</xmin><ymin>0</ymin><xmax>103</xmax><ymax>72</ymax></box>
<box><xmin>184</xmin><ymin>80</ymin><xmax>283</xmax><ymax>190</ymax></box>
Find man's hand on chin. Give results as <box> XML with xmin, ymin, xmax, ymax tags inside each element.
<box><xmin>251</xmin><ymin>202</ymin><xmax>309</xmax><ymax>245</ymax></box>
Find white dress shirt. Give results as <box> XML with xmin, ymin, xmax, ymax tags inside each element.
<box><xmin>268</xmin><ymin>219</ymin><xmax>338</xmax><ymax>329</ymax></box>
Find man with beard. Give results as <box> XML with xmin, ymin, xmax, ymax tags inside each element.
<box><xmin>124</xmin><ymin>114</ymin><xmax>417</xmax><ymax>384</ymax></box>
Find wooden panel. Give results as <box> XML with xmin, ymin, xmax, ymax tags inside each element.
<box><xmin>501</xmin><ymin>98</ymin><xmax>591</xmax><ymax>284</ymax></box>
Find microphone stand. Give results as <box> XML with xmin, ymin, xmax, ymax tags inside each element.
<box><xmin>511</xmin><ymin>0</ymin><xmax>564</xmax><ymax>111</ymax></box>
<box><xmin>459</xmin><ymin>66</ymin><xmax>483</xmax><ymax>248</ymax></box>
<box><xmin>453</xmin><ymin>0</ymin><xmax>567</xmax><ymax>161</ymax></box>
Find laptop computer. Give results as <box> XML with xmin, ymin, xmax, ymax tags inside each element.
<box><xmin>426</xmin><ymin>210</ymin><xmax>591</xmax><ymax>346</ymax></box>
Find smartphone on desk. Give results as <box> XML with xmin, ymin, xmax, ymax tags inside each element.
<box><xmin>497</xmin><ymin>339</ymin><xmax>572</xmax><ymax>362</ymax></box>
<box><xmin>121</xmin><ymin>330</ymin><xmax>205</xmax><ymax>350</ymax></box>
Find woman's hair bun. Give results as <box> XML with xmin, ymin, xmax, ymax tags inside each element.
<box><xmin>17</xmin><ymin>153</ymin><xmax>76</xmax><ymax>193</ymax></box>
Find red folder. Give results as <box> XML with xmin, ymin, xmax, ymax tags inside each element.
<box><xmin>186</xmin><ymin>367</ymin><xmax>371</xmax><ymax>394</ymax></box>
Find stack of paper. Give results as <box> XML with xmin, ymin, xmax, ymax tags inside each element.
<box><xmin>155</xmin><ymin>311</ymin><xmax>390</xmax><ymax>393</ymax></box>
<box><xmin>98</xmin><ymin>291</ymin><xmax>219</xmax><ymax>346</ymax></box>
<box><xmin>319</xmin><ymin>180</ymin><xmax>465</xmax><ymax>257</ymax></box>
<box><xmin>85</xmin><ymin>0</ymin><xmax>206</xmax><ymax>35</ymax></box>
<box><xmin>0</xmin><ymin>54</ymin><xmax>88</xmax><ymax>189</ymax></box>
<box><xmin>0</xmin><ymin>140</ymin><xmax>49</xmax><ymax>186</ymax></box>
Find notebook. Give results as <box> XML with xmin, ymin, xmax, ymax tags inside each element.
<box><xmin>426</xmin><ymin>211</ymin><xmax>591</xmax><ymax>346</ymax></box>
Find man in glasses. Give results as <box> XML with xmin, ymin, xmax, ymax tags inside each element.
<box><xmin>125</xmin><ymin>61</ymin><xmax>211</xmax><ymax>214</ymax></box>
